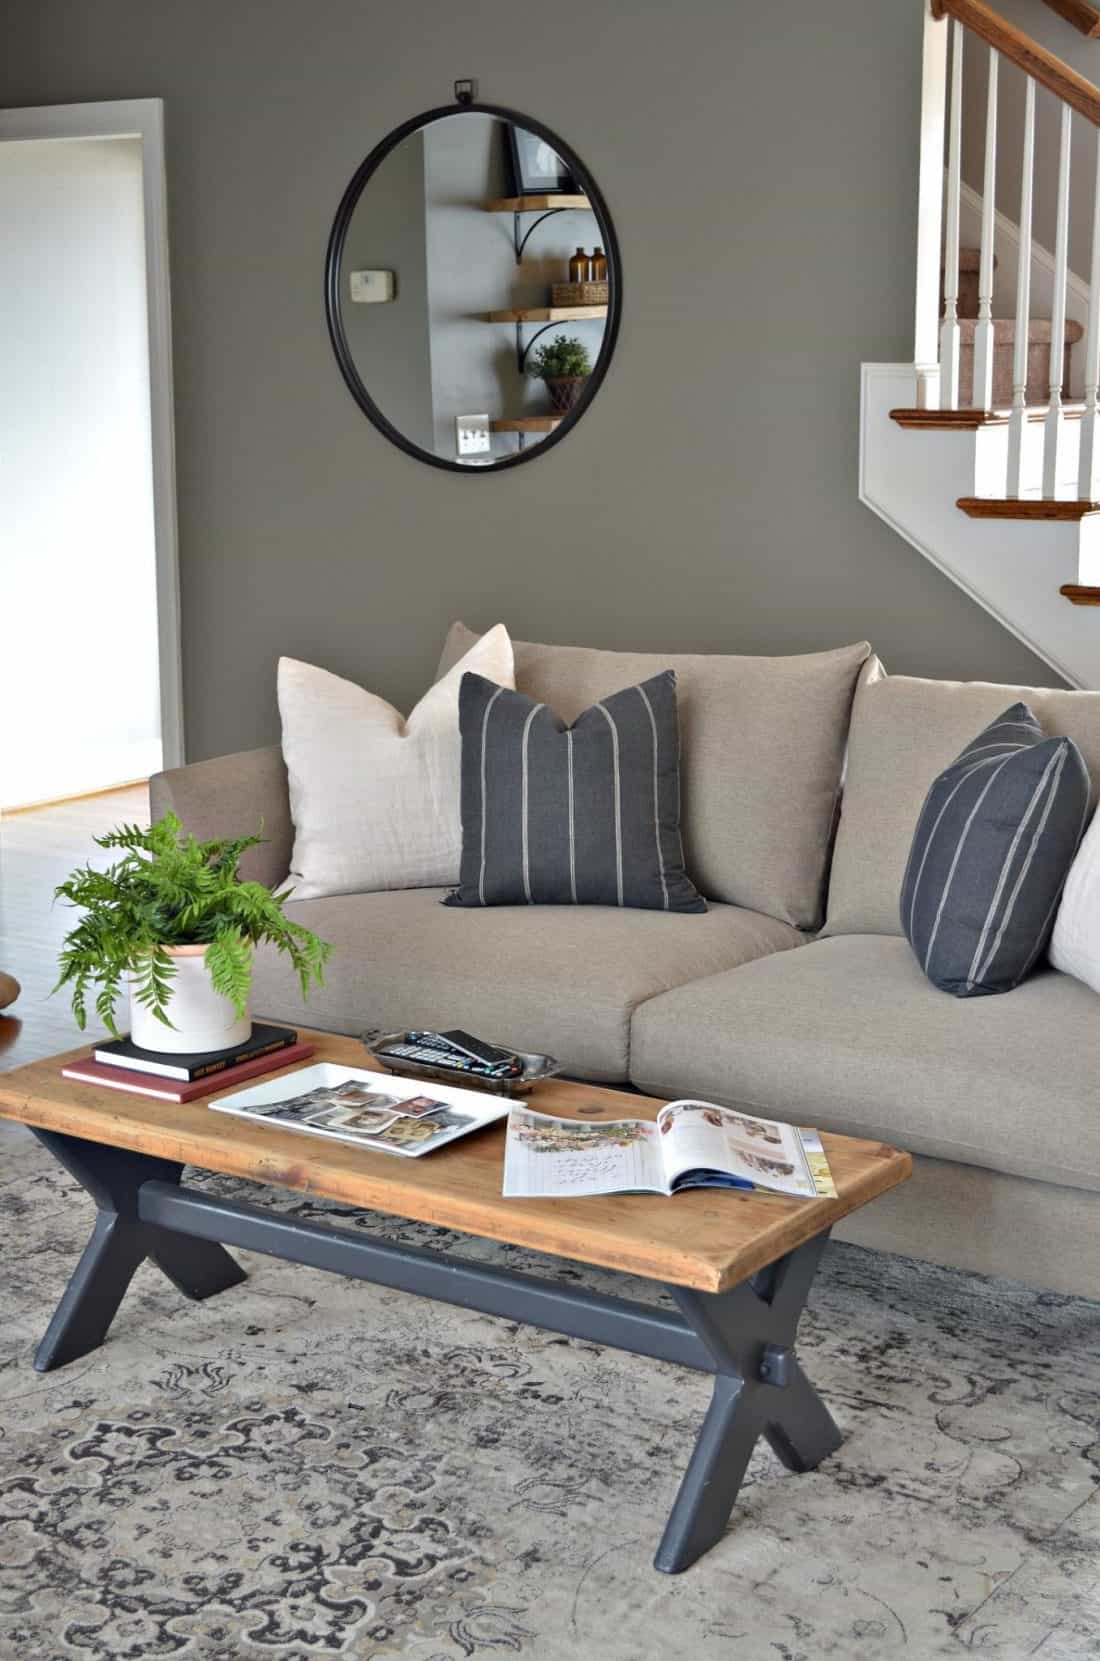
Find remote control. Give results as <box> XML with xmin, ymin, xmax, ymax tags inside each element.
<box><xmin>438</xmin><ymin>1029</ymin><xmax>521</xmax><ymax>1070</ymax></box>
<box><xmin>388</xmin><ymin>1035</ymin><xmax>520</xmax><ymax>1078</ymax></box>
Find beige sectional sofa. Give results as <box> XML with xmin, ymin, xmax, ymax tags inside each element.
<box><xmin>151</xmin><ymin>632</ymin><xmax>1100</xmax><ymax>1299</ymax></box>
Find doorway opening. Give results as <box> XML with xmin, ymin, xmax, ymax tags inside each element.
<box><xmin>0</xmin><ymin>100</ymin><xmax>181</xmax><ymax>810</ymax></box>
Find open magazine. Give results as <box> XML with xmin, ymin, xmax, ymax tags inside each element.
<box><xmin>503</xmin><ymin>1100</ymin><xmax>836</xmax><ymax>1199</ymax></box>
<box><xmin>208</xmin><ymin>1063</ymin><xmax>509</xmax><ymax>1158</ymax></box>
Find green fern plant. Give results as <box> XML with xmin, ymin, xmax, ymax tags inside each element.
<box><xmin>54</xmin><ymin>812</ymin><xmax>332</xmax><ymax>1036</ymax></box>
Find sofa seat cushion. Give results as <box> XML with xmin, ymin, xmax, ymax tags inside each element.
<box><xmin>251</xmin><ymin>889</ymin><xmax>805</xmax><ymax>1084</ymax></box>
<box><xmin>629</xmin><ymin>934</ymin><xmax>1100</xmax><ymax>1192</ymax></box>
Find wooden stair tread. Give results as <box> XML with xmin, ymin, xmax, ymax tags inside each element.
<box><xmin>891</xmin><ymin>402</ymin><xmax>1086</xmax><ymax>430</ymax></box>
<box><xmin>957</xmin><ymin>497</ymin><xmax>1100</xmax><ymax>520</ymax></box>
<box><xmin>1061</xmin><ymin>584</ymin><xmax>1100</xmax><ymax>604</ymax></box>
<box><xmin>891</xmin><ymin>408</ymin><xmax>1004</xmax><ymax>429</ymax></box>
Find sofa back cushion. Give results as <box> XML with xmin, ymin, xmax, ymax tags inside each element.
<box><xmin>437</xmin><ymin>622</ymin><xmax>871</xmax><ymax>930</ymax></box>
<box><xmin>824</xmin><ymin>662</ymin><xmax>1100</xmax><ymax>937</ymax></box>
<box><xmin>280</xmin><ymin>624</ymin><xmax>514</xmax><ymax>900</ymax></box>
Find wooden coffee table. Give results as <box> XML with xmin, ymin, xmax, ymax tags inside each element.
<box><xmin>0</xmin><ymin>1028</ymin><xmax>910</xmax><ymax>1572</ymax></box>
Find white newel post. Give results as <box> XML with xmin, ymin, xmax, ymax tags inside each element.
<box><xmin>940</xmin><ymin>18</ymin><xmax>964</xmax><ymax>411</ymax></box>
<box><xmin>973</xmin><ymin>47</ymin><xmax>999</xmax><ymax>411</ymax></box>
<box><xmin>1044</xmin><ymin>102</ymin><xmax>1073</xmax><ymax>498</ymax></box>
<box><xmin>1007</xmin><ymin>77</ymin><xmax>1036</xmax><ymax>498</ymax></box>
<box><xmin>1079</xmin><ymin>128</ymin><xmax>1100</xmax><ymax>502</ymax></box>
<box><xmin>914</xmin><ymin>3</ymin><xmax>950</xmax><ymax>409</ymax></box>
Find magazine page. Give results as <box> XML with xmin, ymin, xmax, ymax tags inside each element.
<box><xmin>658</xmin><ymin>1101</ymin><xmax>821</xmax><ymax>1198</ymax></box>
<box><xmin>798</xmin><ymin>1127</ymin><xmax>838</xmax><ymax>1198</ymax></box>
<box><xmin>503</xmin><ymin>1105</ymin><xmax>667</xmax><ymax>1198</ymax></box>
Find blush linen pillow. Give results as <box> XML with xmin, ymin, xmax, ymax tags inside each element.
<box><xmin>279</xmin><ymin>623</ymin><xmax>514</xmax><ymax>900</ymax></box>
<box><xmin>1049</xmin><ymin>804</ymin><xmax>1100</xmax><ymax>993</ymax></box>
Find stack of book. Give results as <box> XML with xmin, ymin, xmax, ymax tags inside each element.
<box><xmin>62</xmin><ymin>1023</ymin><xmax>314</xmax><ymax>1102</ymax></box>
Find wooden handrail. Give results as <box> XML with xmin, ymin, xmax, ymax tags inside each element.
<box><xmin>933</xmin><ymin>0</ymin><xmax>1100</xmax><ymax>125</ymax></box>
<box><xmin>1041</xmin><ymin>0</ymin><xmax>1100</xmax><ymax>40</ymax></box>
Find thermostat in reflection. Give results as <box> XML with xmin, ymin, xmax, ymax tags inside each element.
<box><xmin>350</xmin><ymin>270</ymin><xmax>395</xmax><ymax>303</ymax></box>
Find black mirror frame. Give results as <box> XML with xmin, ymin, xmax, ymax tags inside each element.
<box><xmin>323</xmin><ymin>101</ymin><xmax>622</xmax><ymax>474</ymax></box>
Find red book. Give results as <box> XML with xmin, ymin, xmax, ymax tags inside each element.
<box><xmin>61</xmin><ymin>1041</ymin><xmax>315</xmax><ymax>1103</ymax></box>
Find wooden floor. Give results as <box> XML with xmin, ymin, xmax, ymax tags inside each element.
<box><xmin>0</xmin><ymin>785</ymin><xmax>150</xmax><ymax>1071</ymax></box>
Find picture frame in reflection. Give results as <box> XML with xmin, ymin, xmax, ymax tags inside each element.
<box><xmin>506</xmin><ymin>123</ymin><xmax>578</xmax><ymax>195</ymax></box>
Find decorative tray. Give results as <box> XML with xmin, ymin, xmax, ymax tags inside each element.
<box><xmin>361</xmin><ymin>1030</ymin><xmax>562</xmax><ymax>1096</ymax></box>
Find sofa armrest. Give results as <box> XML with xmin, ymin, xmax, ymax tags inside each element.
<box><xmin>149</xmin><ymin>746</ymin><xmax>293</xmax><ymax>890</ymax></box>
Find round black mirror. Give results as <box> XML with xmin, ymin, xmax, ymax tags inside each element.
<box><xmin>324</xmin><ymin>100</ymin><xmax>621</xmax><ymax>471</ymax></box>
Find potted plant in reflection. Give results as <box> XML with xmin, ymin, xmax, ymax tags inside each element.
<box><xmin>527</xmin><ymin>334</ymin><xmax>592</xmax><ymax>415</ymax></box>
<box><xmin>54</xmin><ymin>814</ymin><xmax>332</xmax><ymax>1053</ymax></box>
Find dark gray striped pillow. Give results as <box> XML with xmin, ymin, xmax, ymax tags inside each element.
<box><xmin>447</xmin><ymin>670</ymin><xmax>705</xmax><ymax>912</ymax></box>
<box><xmin>901</xmin><ymin>702</ymin><xmax>1089</xmax><ymax>997</ymax></box>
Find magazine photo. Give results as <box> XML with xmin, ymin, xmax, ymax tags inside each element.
<box><xmin>208</xmin><ymin>1064</ymin><xmax>510</xmax><ymax>1158</ymax></box>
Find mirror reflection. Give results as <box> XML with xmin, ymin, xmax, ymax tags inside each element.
<box><xmin>330</xmin><ymin>110</ymin><xmax>618</xmax><ymax>469</ymax></box>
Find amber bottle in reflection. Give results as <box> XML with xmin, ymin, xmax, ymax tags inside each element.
<box><xmin>590</xmin><ymin>247</ymin><xmax>608</xmax><ymax>283</ymax></box>
<box><xmin>568</xmin><ymin>247</ymin><xmax>590</xmax><ymax>283</ymax></box>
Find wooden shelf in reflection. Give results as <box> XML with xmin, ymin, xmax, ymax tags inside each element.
<box><xmin>490</xmin><ymin>416</ymin><xmax>565</xmax><ymax>434</ymax></box>
<box><xmin>484</xmin><ymin>305</ymin><xmax>608</xmax><ymax>324</ymax></box>
<box><xmin>485</xmin><ymin>194</ymin><xmax>591</xmax><ymax>213</ymax></box>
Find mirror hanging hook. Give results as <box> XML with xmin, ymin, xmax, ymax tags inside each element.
<box><xmin>454</xmin><ymin>79</ymin><xmax>479</xmax><ymax>106</ymax></box>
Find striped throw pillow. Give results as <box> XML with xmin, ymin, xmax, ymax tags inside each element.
<box><xmin>447</xmin><ymin>670</ymin><xmax>705</xmax><ymax>912</ymax></box>
<box><xmin>901</xmin><ymin>703</ymin><xmax>1089</xmax><ymax>997</ymax></box>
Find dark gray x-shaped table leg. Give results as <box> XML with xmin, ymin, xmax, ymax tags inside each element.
<box><xmin>31</xmin><ymin>1131</ymin><xmax>247</xmax><ymax>1373</ymax></box>
<box><xmin>655</xmin><ymin>1238</ymin><xmax>842</xmax><ymax>1571</ymax></box>
<box><xmin>30</xmin><ymin>1127</ymin><xmax>841</xmax><ymax>1573</ymax></box>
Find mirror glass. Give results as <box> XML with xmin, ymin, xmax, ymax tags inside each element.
<box><xmin>326</xmin><ymin>108</ymin><xmax>620</xmax><ymax>471</ymax></box>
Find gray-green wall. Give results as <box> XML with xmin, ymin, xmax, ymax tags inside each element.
<box><xmin>2</xmin><ymin>0</ymin><xmax>1062</xmax><ymax>762</ymax></box>
<box><xmin>340</xmin><ymin>131</ymin><xmax>434</xmax><ymax>458</ymax></box>
<box><xmin>419</xmin><ymin>113</ymin><xmax>609</xmax><ymax>463</ymax></box>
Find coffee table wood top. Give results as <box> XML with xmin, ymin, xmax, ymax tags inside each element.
<box><xmin>0</xmin><ymin>1028</ymin><xmax>911</xmax><ymax>1292</ymax></box>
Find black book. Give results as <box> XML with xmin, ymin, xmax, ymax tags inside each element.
<box><xmin>93</xmin><ymin>1023</ymin><xmax>298</xmax><ymax>1083</ymax></box>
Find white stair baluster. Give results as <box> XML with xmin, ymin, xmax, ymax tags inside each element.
<box><xmin>973</xmin><ymin>47</ymin><xmax>999</xmax><ymax>410</ymax></box>
<box><xmin>914</xmin><ymin>4</ymin><xmax>950</xmax><ymax>409</ymax></box>
<box><xmin>1044</xmin><ymin>101</ymin><xmax>1073</xmax><ymax>498</ymax></box>
<box><xmin>1007</xmin><ymin>76</ymin><xmax>1036</xmax><ymax>498</ymax></box>
<box><xmin>1078</xmin><ymin>129</ymin><xmax>1100</xmax><ymax>502</ymax></box>
<box><xmin>941</xmin><ymin>19</ymin><xmax>964</xmax><ymax>410</ymax></box>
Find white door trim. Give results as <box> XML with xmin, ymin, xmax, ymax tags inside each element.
<box><xmin>0</xmin><ymin>97</ymin><xmax>184</xmax><ymax>768</ymax></box>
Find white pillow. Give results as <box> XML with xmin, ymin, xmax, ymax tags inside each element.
<box><xmin>1049</xmin><ymin>804</ymin><xmax>1100</xmax><ymax>993</ymax></box>
<box><xmin>278</xmin><ymin>623</ymin><xmax>514</xmax><ymax>900</ymax></box>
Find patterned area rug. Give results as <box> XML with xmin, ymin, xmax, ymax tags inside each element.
<box><xmin>1</xmin><ymin>1127</ymin><xmax>1098</xmax><ymax>1661</ymax></box>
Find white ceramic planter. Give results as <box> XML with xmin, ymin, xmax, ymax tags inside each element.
<box><xmin>129</xmin><ymin>944</ymin><xmax>250</xmax><ymax>1054</ymax></box>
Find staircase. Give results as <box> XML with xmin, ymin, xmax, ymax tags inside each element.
<box><xmin>861</xmin><ymin>0</ymin><xmax>1100</xmax><ymax>687</ymax></box>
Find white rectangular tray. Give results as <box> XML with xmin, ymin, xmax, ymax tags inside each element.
<box><xmin>207</xmin><ymin>1063</ymin><xmax>512</xmax><ymax>1158</ymax></box>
